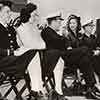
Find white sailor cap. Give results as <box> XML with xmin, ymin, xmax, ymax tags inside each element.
<box><xmin>82</xmin><ymin>19</ymin><xmax>95</xmax><ymax>28</ymax></box>
<box><xmin>46</xmin><ymin>12</ymin><xmax>64</xmax><ymax>20</ymax></box>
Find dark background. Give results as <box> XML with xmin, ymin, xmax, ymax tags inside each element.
<box><xmin>0</xmin><ymin>0</ymin><xmax>27</xmax><ymax>12</ymax></box>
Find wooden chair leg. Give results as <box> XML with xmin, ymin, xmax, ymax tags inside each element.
<box><xmin>9</xmin><ymin>77</ymin><xmax>23</xmax><ymax>100</ymax></box>
<box><xmin>15</xmin><ymin>83</ymin><xmax>26</xmax><ymax>99</ymax></box>
<box><xmin>13</xmin><ymin>72</ymin><xmax>31</xmax><ymax>100</ymax></box>
<box><xmin>24</xmin><ymin>72</ymin><xmax>31</xmax><ymax>92</ymax></box>
<box><xmin>4</xmin><ymin>80</ymin><xmax>19</xmax><ymax>98</ymax></box>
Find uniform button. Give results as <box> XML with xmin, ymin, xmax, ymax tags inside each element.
<box><xmin>8</xmin><ymin>34</ymin><xmax>11</xmax><ymax>37</ymax></box>
<box><xmin>10</xmin><ymin>40</ymin><xmax>13</xmax><ymax>43</ymax></box>
<box><xmin>10</xmin><ymin>45</ymin><xmax>13</xmax><ymax>48</ymax></box>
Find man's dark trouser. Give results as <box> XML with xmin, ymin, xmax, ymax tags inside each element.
<box><xmin>62</xmin><ymin>47</ymin><xmax>96</xmax><ymax>88</ymax></box>
<box><xmin>41</xmin><ymin>48</ymin><xmax>96</xmax><ymax>89</ymax></box>
<box><xmin>40</xmin><ymin>49</ymin><xmax>60</xmax><ymax>86</ymax></box>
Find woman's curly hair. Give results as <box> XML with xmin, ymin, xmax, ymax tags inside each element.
<box><xmin>20</xmin><ymin>3</ymin><xmax>37</xmax><ymax>23</ymax></box>
<box><xmin>67</xmin><ymin>14</ymin><xmax>81</xmax><ymax>33</ymax></box>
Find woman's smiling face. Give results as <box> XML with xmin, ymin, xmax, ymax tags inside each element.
<box><xmin>69</xmin><ymin>18</ymin><xmax>78</xmax><ymax>32</ymax></box>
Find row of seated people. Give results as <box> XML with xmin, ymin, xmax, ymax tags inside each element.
<box><xmin>41</xmin><ymin>14</ymin><xmax>100</xmax><ymax>99</ymax></box>
<box><xmin>62</xmin><ymin>18</ymin><xmax>100</xmax><ymax>96</ymax></box>
<box><xmin>39</xmin><ymin>13</ymin><xmax>100</xmax><ymax>100</ymax></box>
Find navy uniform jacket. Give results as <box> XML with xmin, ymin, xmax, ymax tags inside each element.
<box><xmin>0</xmin><ymin>23</ymin><xmax>19</xmax><ymax>59</ymax></box>
<box><xmin>80</xmin><ymin>33</ymin><xmax>97</xmax><ymax>50</ymax></box>
<box><xmin>41</xmin><ymin>27</ymin><xmax>69</xmax><ymax>50</ymax></box>
<box><xmin>0</xmin><ymin>24</ymin><xmax>18</xmax><ymax>58</ymax></box>
<box><xmin>41</xmin><ymin>27</ymin><xmax>70</xmax><ymax>50</ymax></box>
<box><xmin>0</xmin><ymin>23</ymin><xmax>19</xmax><ymax>49</ymax></box>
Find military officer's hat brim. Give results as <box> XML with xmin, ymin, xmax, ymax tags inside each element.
<box><xmin>46</xmin><ymin>12</ymin><xmax>64</xmax><ymax>21</ymax></box>
<box><xmin>82</xmin><ymin>19</ymin><xmax>95</xmax><ymax>28</ymax></box>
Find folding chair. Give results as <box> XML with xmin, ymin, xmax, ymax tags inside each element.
<box><xmin>0</xmin><ymin>68</ymin><xmax>31</xmax><ymax>100</ymax></box>
<box><xmin>0</xmin><ymin>18</ymin><xmax>36</xmax><ymax>100</ymax></box>
<box><xmin>0</xmin><ymin>50</ymin><xmax>37</xmax><ymax>100</ymax></box>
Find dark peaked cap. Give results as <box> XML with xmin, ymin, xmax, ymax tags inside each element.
<box><xmin>0</xmin><ymin>0</ymin><xmax>13</xmax><ymax>9</ymax></box>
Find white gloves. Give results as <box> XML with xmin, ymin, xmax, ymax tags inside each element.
<box><xmin>93</xmin><ymin>50</ymin><xmax>100</xmax><ymax>56</ymax></box>
<box><xmin>14</xmin><ymin>47</ymin><xmax>32</xmax><ymax>56</ymax></box>
<box><xmin>67</xmin><ymin>46</ymin><xmax>72</xmax><ymax>50</ymax></box>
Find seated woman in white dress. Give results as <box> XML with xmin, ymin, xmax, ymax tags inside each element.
<box><xmin>15</xmin><ymin>3</ymin><xmax>46</xmax><ymax>99</ymax></box>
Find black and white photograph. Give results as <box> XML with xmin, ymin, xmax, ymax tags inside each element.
<box><xmin>0</xmin><ymin>0</ymin><xmax>100</xmax><ymax>100</ymax></box>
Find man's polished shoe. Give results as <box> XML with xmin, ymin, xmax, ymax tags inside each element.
<box><xmin>48</xmin><ymin>89</ymin><xmax>68</xmax><ymax>100</ymax></box>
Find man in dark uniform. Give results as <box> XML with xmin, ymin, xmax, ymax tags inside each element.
<box><xmin>41</xmin><ymin>12</ymin><xmax>69</xmax><ymax>100</ymax></box>
<box><xmin>0</xmin><ymin>0</ymin><xmax>36</xmax><ymax>71</ymax></box>
<box><xmin>81</xmin><ymin>20</ymin><xmax>96</xmax><ymax>50</ymax></box>
<box><xmin>0</xmin><ymin>1</ymin><xmax>36</xmax><ymax>99</ymax></box>
<box><xmin>75</xmin><ymin>19</ymin><xmax>100</xmax><ymax>99</ymax></box>
<box><xmin>82</xmin><ymin>19</ymin><xmax>100</xmax><ymax>74</ymax></box>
